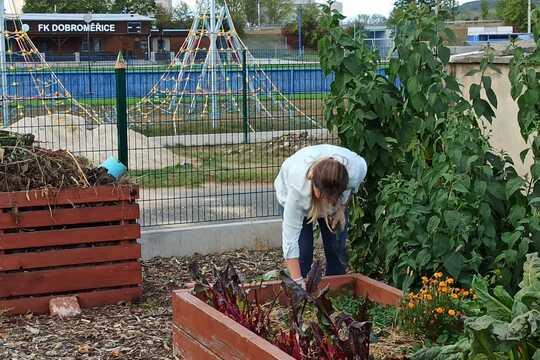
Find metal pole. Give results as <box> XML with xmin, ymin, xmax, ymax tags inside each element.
<box><xmin>115</xmin><ymin>52</ymin><xmax>129</xmax><ymax>168</ymax></box>
<box><xmin>528</xmin><ymin>0</ymin><xmax>532</xmax><ymax>34</ymax></box>
<box><xmin>0</xmin><ymin>0</ymin><xmax>9</xmax><ymax>127</ymax></box>
<box><xmin>257</xmin><ymin>0</ymin><xmax>261</xmax><ymax>27</ymax></box>
<box><xmin>84</xmin><ymin>14</ymin><xmax>93</xmax><ymax>96</ymax></box>
<box><xmin>242</xmin><ymin>49</ymin><xmax>249</xmax><ymax>144</ymax></box>
<box><xmin>297</xmin><ymin>6</ymin><xmax>303</xmax><ymax>55</ymax></box>
<box><xmin>209</xmin><ymin>0</ymin><xmax>219</xmax><ymax>127</ymax></box>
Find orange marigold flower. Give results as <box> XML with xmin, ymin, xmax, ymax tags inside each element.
<box><xmin>463</xmin><ymin>291</ymin><xmax>470</xmax><ymax>297</ymax></box>
<box><xmin>434</xmin><ymin>272</ymin><xmax>443</xmax><ymax>278</ymax></box>
<box><xmin>447</xmin><ymin>277</ymin><xmax>454</xmax><ymax>284</ymax></box>
<box><xmin>448</xmin><ymin>309</ymin><xmax>456</xmax><ymax>317</ymax></box>
<box><xmin>422</xmin><ymin>276</ymin><xmax>429</xmax><ymax>284</ymax></box>
<box><xmin>439</xmin><ymin>281</ymin><xmax>447</xmax><ymax>288</ymax></box>
<box><xmin>435</xmin><ymin>307</ymin><xmax>445</xmax><ymax>314</ymax></box>
<box><xmin>426</xmin><ymin>294</ymin><xmax>433</xmax><ymax>300</ymax></box>
<box><xmin>452</xmin><ymin>293</ymin><xmax>459</xmax><ymax>299</ymax></box>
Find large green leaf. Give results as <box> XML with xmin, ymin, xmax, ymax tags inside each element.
<box><xmin>444</xmin><ymin>252</ymin><xmax>465</xmax><ymax>279</ymax></box>
<box><xmin>505</xmin><ymin>177</ymin><xmax>525</xmax><ymax>199</ymax></box>
<box><xmin>472</xmin><ymin>277</ymin><xmax>512</xmax><ymax>321</ymax></box>
<box><xmin>411</xmin><ymin>338</ymin><xmax>470</xmax><ymax>360</ymax></box>
<box><xmin>515</xmin><ymin>253</ymin><xmax>540</xmax><ymax>306</ymax></box>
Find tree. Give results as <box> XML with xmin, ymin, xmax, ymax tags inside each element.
<box><xmin>349</xmin><ymin>13</ymin><xmax>387</xmax><ymax>28</ymax></box>
<box><xmin>481</xmin><ymin>0</ymin><xmax>490</xmax><ymax>19</ymax></box>
<box><xmin>262</xmin><ymin>0</ymin><xmax>294</xmax><ymax>25</ymax></box>
<box><xmin>217</xmin><ymin>0</ymin><xmax>247</xmax><ymax>35</ymax></box>
<box><xmin>496</xmin><ymin>0</ymin><xmax>507</xmax><ymax>19</ymax></box>
<box><xmin>282</xmin><ymin>3</ymin><xmax>324</xmax><ymax>49</ymax></box>
<box><xmin>243</xmin><ymin>0</ymin><xmax>259</xmax><ymax>26</ymax></box>
<box><xmin>111</xmin><ymin>0</ymin><xmax>157</xmax><ymax>15</ymax></box>
<box><xmin>23</xmin><ymin>0</ymin><xmax>112</xmax><ymax>13</ymax></box>
<box><xmin>503</xmin><ymin>0</ymin><xmax>528</xmax><ymax>31</ymax></box>
<box><xmin>171</xmin><ymin>1</ymin><xmax>194</xmax><ymax>29</ymax></box>
<box><xmin>391</xmin><ymin>0</ymin><xmax>458</xmax><ymax>21</ymax></box>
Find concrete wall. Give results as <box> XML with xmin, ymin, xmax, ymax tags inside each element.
<box><xmin>141</xmin><ymin>219</ymin><xmax>282</xmax><ymax>259</ymax></box>
<box><xmin>449</xmin><ymin>57</ymin><xmax>533</xmax><ymax>177</ymax></box>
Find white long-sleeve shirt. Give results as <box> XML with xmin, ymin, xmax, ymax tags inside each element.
<box><xmin>274</xmin><ymin>144</ymin><xmax>367</xmax><ymax>259</ymax></box>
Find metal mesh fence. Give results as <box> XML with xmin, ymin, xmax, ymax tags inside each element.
<box><xmin>4</xmin><ymin>49</ymin><xmax>336</xmax><ymax>227</ymax></box>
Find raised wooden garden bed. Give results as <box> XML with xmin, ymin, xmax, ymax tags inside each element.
<box><xmin>172</xmin><ymin>274</ymin><xmax>403</xmax><ymax>360</ymax></box>
<box><xmin>0</xmin><ymin>185</ymin><xmax>142</xmax><ymax>315</ymax></box>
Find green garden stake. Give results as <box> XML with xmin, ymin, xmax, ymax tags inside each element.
<box><xmin>115</xmin><ymin>51</ymin><xmax>129</xmax><ymax>168</ymax></box>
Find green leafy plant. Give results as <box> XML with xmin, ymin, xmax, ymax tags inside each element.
<box><xmin>412</xmin><ymin>252</ymin><xmax>540</xmax><ymax>359</ymax></box>
<box><xmin>318</xmin><ymin>1</ymin><xmax>539</xmax><ymax>291</ymax></box>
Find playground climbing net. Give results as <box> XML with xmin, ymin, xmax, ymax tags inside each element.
<box><xmin>1</xmin><ymin>4</ymin><xmax>98</xmax><ymax>128</ymax></box>
<box><xmin>131</xmin><ymin>0</ymin><xmax>320</xmax><ymax>135</ymax></box>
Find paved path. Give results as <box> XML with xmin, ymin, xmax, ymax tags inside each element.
<box><xmin>139</xmin><ymin>183</ymin><xmax>279</xmax><ymax>227</ymax></box>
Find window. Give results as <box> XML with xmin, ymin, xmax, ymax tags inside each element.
<box><xmin>127</xmin><ymin>22</ymin><xmax>142</xmax><ymax>33</ymax></box>
<box><xmin>81</xmin><ymin>39</ymin><xmax>102</xmax><ymax>52</ymax></box>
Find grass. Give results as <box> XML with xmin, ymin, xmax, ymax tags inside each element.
<box><xmin>127</xmin><ymin>138</ymin><xmax>320</xmax><ymax>188</ymax></box>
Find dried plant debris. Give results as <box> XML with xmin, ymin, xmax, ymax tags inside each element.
<box><xmin>0</xmin><ymin>249</ymin><xmax>284</xmax><ymax>360</ymax></box>
<box><xmin>0</xmin><ymin>248</ymin><xmax>414</xmax><ymax>360</ymax></box>
<box><xmin>0</xmin><ymin>130</ymin><xmax>115</xmax><ymax>192</ymax></box>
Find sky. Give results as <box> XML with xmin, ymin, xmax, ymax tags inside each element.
<box><xmin>174</xmin><ymin>0</ymin><xmax>472</xmax><ymax>19</ymax></box>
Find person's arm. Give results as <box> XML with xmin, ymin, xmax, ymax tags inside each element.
<box><xmin>285</xmin><ymin>259</ymin><xmax>302</xmax><ymax>280</ymax></box>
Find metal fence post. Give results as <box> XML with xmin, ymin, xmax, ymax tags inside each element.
<box><xmin>115</xmin><ymin>52</ymin><xmax>129</xmax><ymax>168</ymax></box>
<box><xmin>242</xmin><ymin>49</ymin><xmax>249</xmax><ymax>144</ymax></box>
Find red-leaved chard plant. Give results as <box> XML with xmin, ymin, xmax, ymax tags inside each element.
<box><xmin>190</xmin><ymin>260</ymin><xmax>372</xmax><ymax>360</ymax></box>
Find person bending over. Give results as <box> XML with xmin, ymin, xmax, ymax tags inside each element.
<box><xmin>274</xmin><ymin>144</ymin><xmax>367</xmax><ymax>288</ymax></box>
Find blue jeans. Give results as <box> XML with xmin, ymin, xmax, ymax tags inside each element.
<box><xmin>280</xmin><ymin>206</ymin><xmax>348</xmax><ymax>278</ymax></box>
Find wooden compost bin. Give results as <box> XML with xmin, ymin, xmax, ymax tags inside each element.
<box><xmin>172</xmin><ymin>274</ymin><xmax>403</xmax><ymax>360</ymax></box>
<box><xmin>0</xmin><ymin>185</ymin><xmax>142</xmax><ymax>315</ymax></box>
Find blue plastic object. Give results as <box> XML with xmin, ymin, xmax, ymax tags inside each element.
<box><xmin>100</xmin><ymin>157</ymin><xmax>127</xmax><ymax>179</ymax></box>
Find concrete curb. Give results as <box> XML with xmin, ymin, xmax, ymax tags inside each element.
<box><xmin>141</xmin><ymin>218</ymin><xmax>282</xmax><ymax>260</ymax></box>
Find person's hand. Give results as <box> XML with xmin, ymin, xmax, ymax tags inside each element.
<box><xmin>292</xmin><ymin>277</ymin><xmax>306</xmax><ymax>290</ymax></box>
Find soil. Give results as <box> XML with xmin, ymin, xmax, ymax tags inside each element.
<box><xmin>0</xmin><ymin>248</ymin><xmax>418</xmax><ymax>360</ymax></box>
<box><xmin>0</xmin><ymin>249</ymin><xmax>284</xmax><ymax>360</ymax></box>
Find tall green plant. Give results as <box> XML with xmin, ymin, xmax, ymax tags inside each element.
<box><xmin>318</xmin><ymin>2</ymin><xmax>539</xmax><ymax>291</ymax></box>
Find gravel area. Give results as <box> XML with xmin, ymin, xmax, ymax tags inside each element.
<box><xmin>0</xmin><ymin>248</ymin><xmax>287</xmax><ymax>360</ymax></box>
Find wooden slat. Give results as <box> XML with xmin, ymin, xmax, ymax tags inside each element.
<box><xmin>0</xmin><ymin>224</ymin><xmax>140</xmax><ymax>251</ymax></box>
<box><xmin>0</xmin><ymin>262</ymin><xmax>142</xmax><ymax>298</ymax></box>
<box><xmin>0</xmin><ymin>243</ymin><xmax>141</xmax><ymax>271</ymax></box>
<box><xmin>173</xmin><ymin>290</ymin><xmax>295</xmax><ymax>360</ymax></box>
<box><xmin>0</xmin><ymin>204</ymin><xmax>139</xmax><ymax>230</ymax></box>
<box><xmin>173</xmin><ymin>325</ymin><xmax>223</xmax><ymax>360</ymax></box>
<box><xmin>0</xmin><ymin>287</ymin><xmax>141</xmax><ymax>315</ymax></box>
<box><xmin>0</xmin><ymin>185</ymin><xmax>139</xmax><ymax>209</ymax></box>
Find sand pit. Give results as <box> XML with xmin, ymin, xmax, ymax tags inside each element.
<box><xmin>8</xmin><ymin>114</ymin><xmax>182</xmax><ymax>170</ymax></box>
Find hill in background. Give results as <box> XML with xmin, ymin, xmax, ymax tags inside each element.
<box><xmin>457</xmin><ymin>0</ymin><xmax>540</xmax><ymax>20</ymax></box>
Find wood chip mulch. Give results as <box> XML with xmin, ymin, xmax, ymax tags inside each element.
<box><xmin>0</xmin><ymin>249</ymin><xmax>284</xmax><ymax>360</ymax></box>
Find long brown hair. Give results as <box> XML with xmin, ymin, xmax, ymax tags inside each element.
<box><xmin>307</xmin><ymin>157</ymin><xmax>348</xmax><ymax>225</ymax></box>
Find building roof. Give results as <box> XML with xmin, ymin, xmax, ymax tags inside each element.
<box><xmin>9</xmin><ymin>13</ymin><xmax>154</xmax><ymax>22</ymax></box>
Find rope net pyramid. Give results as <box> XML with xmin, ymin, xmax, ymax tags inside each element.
<box><xmin>132</xmin><ymin>0</ymin><xmax>319</xmax><ymax>135</ymax></box>
<box><xmin>1</xmin><ymin>5</ymin><xmax>98</xmax><ymax>128</ymax></box>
